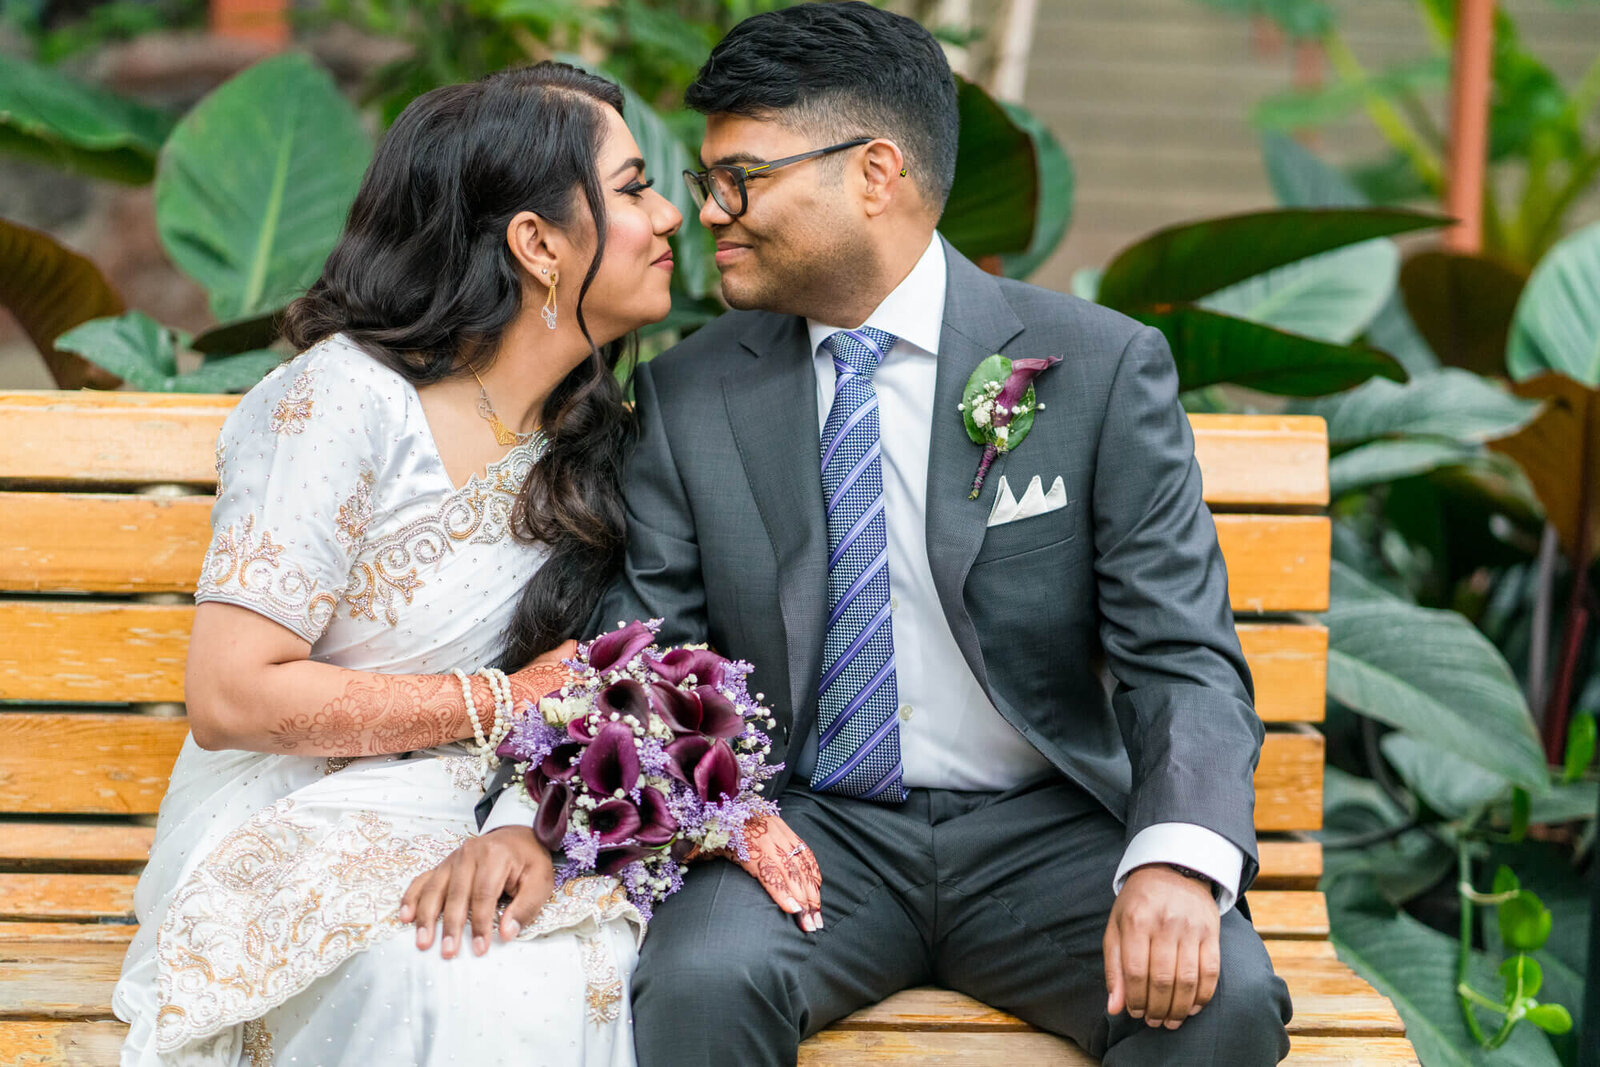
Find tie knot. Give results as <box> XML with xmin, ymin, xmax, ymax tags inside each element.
<box><xmin>823</xmin><ymin>328</ymin><xmax>897</xmax><ymax>379</ymax></box>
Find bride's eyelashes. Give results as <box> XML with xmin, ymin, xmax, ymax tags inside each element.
<box><xmin>616</xmin><ymin>177</ymin><xmax>656</xmax><ymax>198</ymax></box>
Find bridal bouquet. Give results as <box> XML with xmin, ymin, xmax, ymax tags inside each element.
<box><xmin>496</xmin><ymin>619</ymin><xmax>782</xmax><ymax>917</ymax></box>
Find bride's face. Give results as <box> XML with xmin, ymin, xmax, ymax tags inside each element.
<box><xmin>575</xmin><ymin>106</ymin><xmax>682</xmax><ymax>344</ymax></box>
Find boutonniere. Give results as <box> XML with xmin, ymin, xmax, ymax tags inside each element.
<box><xmin>959</xmin><ymin>355</ymin><xmax>1061</xmax><ymax>499</ymax></box>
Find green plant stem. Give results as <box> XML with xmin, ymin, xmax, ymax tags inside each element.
<box><xmin>1322</xmin><ymin>31</ymin><xmax>1444</xmax><ymax>194</ymax></box>
<box><xmin>1567</xmin><ymin>50</ymin><xmax>1600</xmax><ymax>134</ymax></box>
<box><xmin>1457</xmin><ymin>840</ymin><xmax>1494</xmax><ymax>1046</ymax></box>
<box><xmin>1529</xmin><ymin>147</ymin><xmax>1600</xmax><ymax>260</ymax></box>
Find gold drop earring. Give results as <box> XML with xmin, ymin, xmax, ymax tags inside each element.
<box><xmin>541</xmin><ymin>269</ymin><xmax>558</xmax><ymax>330</ymax></box>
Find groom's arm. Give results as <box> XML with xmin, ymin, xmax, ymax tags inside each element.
<box><xmin>1093</xmin><ymin>325</ymin><xmax>1262</xmax><ymax>889</ymax></box>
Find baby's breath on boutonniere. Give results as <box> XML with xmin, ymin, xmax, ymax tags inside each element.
<box><xmin>959</xmin><ymin>354</ymin><xmax>1062</xmax><ymax>499</ymax></box>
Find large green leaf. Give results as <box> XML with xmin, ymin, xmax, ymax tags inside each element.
<box><xmin>1136</xmin><ymin>305</ymin><xmax>1406</xmax><ymax>396</ymax></box>
<box><xmin>1329</xmin><ymin>886</ymin><xmax>1563</xmax><ymax>1067</ymax></box>
<box><xmin>1380</xmin><ymin>732</ymin><xmax>1511</xmax><ymax>819</ymax></box>
<box><xmin>1097</xmin><ymin>208</ymin><xmax>1446</xmax><ymax>311</ymax></box>
<box><xmin>997</xmin><ymin>101</ymin><xmax>1074</xmax><ymax>281</ymax></box>
<box><xmin>1326</xmin><ymin>561</ymin><xmax>1548</xmax><ymax>789</ymax></box>
<box><xmin>940</xmin><ymin>76</ymin><xmax>1037</xmax><ymax>261</ymax></box>
<box><xmin>1507</xmin><ymin>220</ymin><xmax>1600</xmax><ymax>386</ymax></box>
<box><xmin>1329</xmin><ymin>439</ymin><xmax>1479</xmax><ymax>497</ymax></box>
<box><xmin>1198</xmin><ymin>239</ymin><xmax>1397</xmax><ymax>344</ymax></box>
<box><xmin>1321</xmin><ymin>766</ymin><xmax>1456</xmax><ymax>905</ymax></box>
<box><xmin>1400</xmin><ymin>251</ymin><xmax>1527</xmax><ymax>377</ymax></box>
<box><xmin>54</xmin><ymin>311</ymin><xmax>179</xmax><ymax>391</ymax></box>
<box><xmin>1309</xmin><ymin>369</ymin><xmax>1543</xmax><ymax>447</ymax></box>
<box><xmin>0</xmin><ymin>217</ymin><xmax>124</xmax><ymax>388</ymax></box>
<box><xmin>0</xmin><ymin>53</ymin><xmax>173</xmax><ymax>183</ymax></box>
<box><xmin>177</xmin><ymin>351</ymin><xmax>286</xmax><ymax>393</ymax></box>
<box><xmin>154</xmin><ymin>54</ymin><xmax>372</xmax><ymax>322</ymax></box>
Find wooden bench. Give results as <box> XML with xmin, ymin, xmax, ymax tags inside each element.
<box><xmin>0</xmin><ymin>391</ymin><xmax>1417</xmax><ymax>1065</ymax></box>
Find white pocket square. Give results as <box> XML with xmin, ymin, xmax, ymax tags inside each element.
<box><xmin>986</xmin><ymin>474</ymin><xmax>1068</xmax><ymax>527</ymax></box>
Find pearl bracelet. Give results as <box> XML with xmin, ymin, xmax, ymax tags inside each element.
<box><xmin>452</xmin><ymin>668</ymin><xmax>491</xmax><ymax>757</ymax></box>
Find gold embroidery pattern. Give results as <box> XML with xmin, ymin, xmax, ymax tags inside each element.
<box><xmin>440</xmin><ymin>755</ymin><xmax>485</xmax><ymax>794</ymax></box>
<box><xmin>214</xmin><ymin>440</ymin><xmax>227</xmax><ymax>496</ymax></box>
<box><xmin>270</xmin><ymin>370</ymin><xmax>316</xmax><ymax>435</ymax></box>
<box><xmin>152</xmin><ymin>799</ymin><xmax>464</xmax><ymax>1054</ymax></box>
<box><xmin>241</xmin><ymin>1018</ymin><xmax>274</xmax><ymax>1066</ymax></box>
<box><xmin>334</xmin><ymin>469</ymin><xmax>377</xmax><ymax>549</ymax></box>
<box><xmin>197</xmin><ymin>516</ymin><xmax>339</xmax><ymax>640</ymax></box>
<box><xmin>324</xmin><ymin>756</ymin><xmax>358</xmax><ymax>776</ymax></box>
<box><xmin>579</xmin><ymin>933</ymin><xmax>624</xmax><ymax>1026</ymax></box>
<box><xmin>342</xmin><ymin>447</ymin><xmax>541</xmax><ymax>627</ymax></box>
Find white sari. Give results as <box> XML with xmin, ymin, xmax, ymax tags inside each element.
<box><xmin>114</xmin><ymin>336</ymin><xmax>643</xmax><ymax>1067</ymax></box>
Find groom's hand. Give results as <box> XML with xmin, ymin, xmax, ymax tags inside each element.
<box><xmin>1103</xmin><ymin>864</ymin><xmax>1221</xmax><ymax>1029</ymax></box>
<box><xmin>399</xmin><ymin>827</ymin><xmax>553</xmax><ymax>959</ymax></box>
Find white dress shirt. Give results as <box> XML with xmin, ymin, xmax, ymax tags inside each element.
<box><xmin>490</xmin><ymin>233</ymin><xmax>1244</xmax><ymax>912</ymax></box>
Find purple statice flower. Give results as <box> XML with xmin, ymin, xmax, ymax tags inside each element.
<box><xmin>497</xmin><ymin>715</ymin><xmax>563</xmax><ymax>765</ymax></box>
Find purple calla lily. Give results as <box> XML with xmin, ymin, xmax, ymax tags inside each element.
<box><xmin>597</xmin><ymin>679</ymin><xmax>652</xmax><ymax>723</ymax></box>
<box><xmin>635</xmin><ymin>787</ymin><xmax>678</xmax><ymax>845</ymax></box>
<box><xmin>650</xmin><ymin>682</ymin><xmax>700</xmax><ymax>735</ymax></box>
<box><xmin>579</xmin><ymin>722</ymin><xmax>641</xmax><ymax>796</ymax></box>
<box><xmin>531</xmin><ymin>781</ymin><xmax>574</xmax><ymax>851</ymax></box>
<box><xmin>646</xmin><ymin>647</ymin><xmax>729</xmax><ymax>688</ymax></box>
<box><xmin>594</xmin><ymin>843</ymin><xmax>654</xmax><ymax>876</ymax></box>
<box><xmin>664</xmin><ymin>735</ymin><xmax>710</xmax><ymax>784</ymax></box>
<box><xmin>589</xmin><ymin>798</ymin><xmax>643</xmax><ymax>845</ymax></box>
<box><xmin>692</xmin><ymin>685</ymin><xmax>745</xmax><ymax>739</ymax></box>
<box><xmin>541</xmin><ymin>741</ymin><xmax>583</xmax><ymax>783</ymax></box>
<box><xmin>586</xmin><ymin>621</ymin><xmax>654</xmax><ymax>673</ymax></box>
<box><xmin>693</xmin><ymin>739</ymin><xmax>740</xmax><ymax>802</ymax></box>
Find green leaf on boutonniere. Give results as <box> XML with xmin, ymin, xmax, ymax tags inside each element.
<box><xmin>961</xmin><ymin>353</ymin><xmax>1061</xmax><ymax>498</ymax></box>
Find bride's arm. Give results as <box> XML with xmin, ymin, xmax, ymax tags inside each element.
<box><xmin>185</xmin><ymin>602</ymin><xmax>574</xmax><ymax>756</ymax></box>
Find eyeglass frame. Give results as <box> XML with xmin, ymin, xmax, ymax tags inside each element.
<box><xmin>682</xmin><ymin>137</ymin><xmax>875</xmax><ymax>218</ymax></box>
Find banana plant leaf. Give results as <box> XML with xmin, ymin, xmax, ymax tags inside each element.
<box><xmin>191</xmin><ymin>311</ymin><xmax>283</xmax><ymax>356</ymax></box>
<box><xmin>1327</xmin><ymin>561</ymin><xmax>1548</xmax><ymax>789</ymax></box>
<box><xmin>996</xmin><ymin>101</ymin><xmax>1073</xmax><ymax>281</ymax></box>
<box><xmin>0</xmin><ymin>218</ymin><xmax>123</xmax><ymax>388</ymax></box>
<box><xmin>1097</xmin><ymin>207</ymin><xmax>1446</xmax><ymax>311</ymax></box>
<box><xmin>1490</xmin><ymin>373</ymin><xmax>1600</xmax><ymax>565</ymax></box>
<box><xmin>1135</xmin><ymin>305</ymin><xmax>1406</xmax><ymax>396</ymax></box>
<box><xmin>939</xmin><ymin>77</ymin><xmax>1038</xmax><ymax>261</ymax></box>
<box><xmin>1198</xmin><ymin>239</ymin><xmax>1397</xmax><ymax>345</ymax></box>
<box><xmin>1252</xmin><ymin>58</ymin><xmax>1449</xmax><ymax>134</ymax></box>
<box><xmin>154</xmin><ymin>54</ymin><xmax>372</xmax><ymax>322</ymax></box>
<box><xmin>55</xmin><ymin>310</ymin><xmax>283</xmax><ymax>393</ymax></box>
<box><xmin>1307</xmin><ymin>369</ymin><xmax>1542</xmax><ymax>447</ymax></box>
<box><xmin>1399</xmin><ymin>251</ymin><xmax>1528</xmax><ymax>377</ymax></box>
<box><xmin>0</xmin><ymin>54</ymin><xmax>173</xmax><ymax>184</ymax></box>
<box><xmin>1507</xmin><ymin>220</ymin><xmax>1600</xmax><ymax>386</ymax></box>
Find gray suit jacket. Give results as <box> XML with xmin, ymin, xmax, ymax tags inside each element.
<box><xmin>595</xmin><ymin>239</ymin><xmax>1265</xmax><ymax>889</ymax></box>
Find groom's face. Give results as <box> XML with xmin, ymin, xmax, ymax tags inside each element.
<box><xmin>696</xmin><ymin>113</ymin><xmax>873</xmax><ymax>317</ymax></box>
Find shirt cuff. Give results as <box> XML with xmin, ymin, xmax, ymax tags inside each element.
<box><xmin>480</xmin><ymin>780</ymin><xmax>540</xmax><ymax>835</ymax></box>
<box><xmin>1113</xmin><ymin>823</ymin><xmax>1244</xmax><ymax>915</ymax></box>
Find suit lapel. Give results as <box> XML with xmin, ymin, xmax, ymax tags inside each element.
<box><xmin>924</xmin><ymin>242</ymin><xmax>1024</xmax><ymax>689</ymax></box>
<box><xmin>723</xmin><ymin>314</ymin><xmax>829</xmax><ymax>739</ymax></box>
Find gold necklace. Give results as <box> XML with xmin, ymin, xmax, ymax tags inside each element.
<box><xmin>471</xmin><ymin>367</ymin><xmax>537</xmax><ymax>447</ymax></box>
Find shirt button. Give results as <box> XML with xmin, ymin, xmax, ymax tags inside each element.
<box><xmin>899</xmin><ymin>704</ymin><xmax>914</xmax><ymax>721</ymax></box>
<box><xmin>890</xmin><ymin>597</ymin><xmax>900</xmax><ymax>612</ymax></box>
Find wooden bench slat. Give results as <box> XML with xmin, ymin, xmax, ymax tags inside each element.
<box><xmin>0</xmin><ymin>942</ymin><xmax>124</xmax><ymax>1021</ymax></box>
<box><xmin>1189</xmin><ymin>414</ymin><xmax>1330</xmax><ymax>508</ymax></box>
<box><xmin>0</xmin><ymin>716</ymin><xmax>186</xmax><ymax>815</ymax></box>
<box><xmin>0</xmin><ymin>493</ymin><xmax>210</xmax><ymax>595</ymax></box>
<box><xmin>1255</xmin><ymin>841</ymin><xmax>1322</xmax><ymax>889</ymax></box>
<box><xmin>1257</xmin><ymin>731</ymin><xmax>1323</xmax><ymax>832</ymax></box>
<box><xmin>0</xmin><ymin>605</ymin><xmax>1327</xmax><ymax>730</ymax></box>
<box><xmin>0</xmin><ymin>924</ymin><xmax>136</xmax><ymax>943</ymax></box>
<box><xmin>0</xmin><ymin>393</ymin><xmax>234</xmax><ymax>488</ymax></box>
<box><xmin>0</xmin><ymin>1020</ymin><xmax>126</xmax><ymax>1062</ymax></box>
<box><xmin>0</xmin><ymin>395</ymin><xmax>1326</xmax><ymax>509</ymax></box>
<box><xmin>1215</xmin><ymin>515</ymin><xmax>1330</xmax><ymax>613</ymax></box>
<box><xmin>0</xmin><ymin>826</ymin><xmax>157</xmax><ymax>868</ymax></box>
<box><xmin>0</xmin><ymin>876</ymin><xmax>138</xmax><ymax>923</ymax></box>
<box><xmin>0</xmin><ymin>603</ymin><xmax>190</xmax><ymax>704</ymax></box>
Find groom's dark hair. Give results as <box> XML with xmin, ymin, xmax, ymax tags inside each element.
<box><xmin>686</xmin><ymin>1</ymin><xmax>959</xmax><ymax>210</ymax></box>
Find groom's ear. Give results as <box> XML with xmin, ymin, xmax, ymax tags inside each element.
<box><xmin>505</xmin><ymin>210</ymin><xmax>563</xmax><ymax>283</ymax></box>
<box><xmin>858</xmin><ymin>139</ymin><xmax>909</xmax><ymax>220</ymax></box>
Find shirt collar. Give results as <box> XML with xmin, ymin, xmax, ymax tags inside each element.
<box><xmin>806</xmin><ymin>232</ymin><xmax>946</xmax><ymax>360</ymax></box>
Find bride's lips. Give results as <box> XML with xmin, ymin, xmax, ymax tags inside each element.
<box><xmin>651</xmin><ymin>250</ymin><xmax>674</xmax><ymax>272</ymax></box>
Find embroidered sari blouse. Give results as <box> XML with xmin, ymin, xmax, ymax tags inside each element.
<box><xmin>196</xmin><ymin>334</ymin><xmax>550</xmax><ymax>677</ymax></box>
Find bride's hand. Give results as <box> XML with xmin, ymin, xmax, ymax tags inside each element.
<box><xmin>507</xmin><ymin>639</ymin><xmax>580</xmax><ymax>706</ymax></box>
<box><xmin>736</xmin><ymin>815</ymin><xmax>823</xmax><ymax>933</ymax></box>
<box><xmin>398</xmin><ymin>827</ymin><xmax>553</xmax><ymax>957</ymax></box>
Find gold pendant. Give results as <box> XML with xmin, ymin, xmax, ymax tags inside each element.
<box><xmin>487</xmin><ymin>412</ymin><xmax>518</xmax><ymax>446</ymax></box>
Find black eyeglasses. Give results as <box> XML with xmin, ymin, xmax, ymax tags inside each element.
<box><xmin>682</xmin><ymin>138</ymin><xmax>873</xmax><ymax>218</ymax></box>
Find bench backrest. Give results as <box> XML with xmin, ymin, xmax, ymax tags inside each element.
<box><xmin>0</xmin><ymin>391</ymin><xmax>1330</xmax><ymax>904</ymax></box>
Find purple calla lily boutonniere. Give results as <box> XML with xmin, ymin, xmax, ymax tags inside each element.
<box><xmin>959</xmin><ymin>354</ymin><xmax>1062</xmax><ymax>498</ymax></box>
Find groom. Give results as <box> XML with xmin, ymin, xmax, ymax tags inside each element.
<box><xmin>469</xmin><ymin>3</ymin><xmax>1291</xmax><ymax>1063</ymax></box>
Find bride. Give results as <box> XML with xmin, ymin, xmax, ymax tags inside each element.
<box><xmin>116</xmin><ymin>61</ymin><xmax>686</xmax><ymax>1066</ymax></box>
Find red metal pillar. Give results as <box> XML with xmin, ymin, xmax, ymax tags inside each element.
<box><xmin>1442</xmin><ymin>0</ymin><xmax>1495</xmax><ymax>254</ymax></box>
<box><xmin>210</xmin><ymin>0</ymin><xmax>289</xmax><ymax>50</ymax></box>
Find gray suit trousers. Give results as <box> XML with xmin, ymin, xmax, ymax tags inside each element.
<box><xmin>632</xmin><ymin>775</ymin><xmax>1291</xmax><ymax>1066</ymax></box>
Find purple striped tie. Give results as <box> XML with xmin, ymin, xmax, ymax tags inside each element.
<box><xmin>811</xmin><ymin>328</ymin><xmax>906</xmax><ymax>803</ymax></box>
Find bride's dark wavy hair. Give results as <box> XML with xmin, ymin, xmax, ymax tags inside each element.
<box><xmin>283</xmin><ymin>62</ymin><xmax>636</xmax><ymax>669</ymax></box>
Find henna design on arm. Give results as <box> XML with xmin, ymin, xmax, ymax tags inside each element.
<box><xmin>269</xmin><ymin>673</ymin><xmax>472</xmax><ymax>756</ymax></box>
